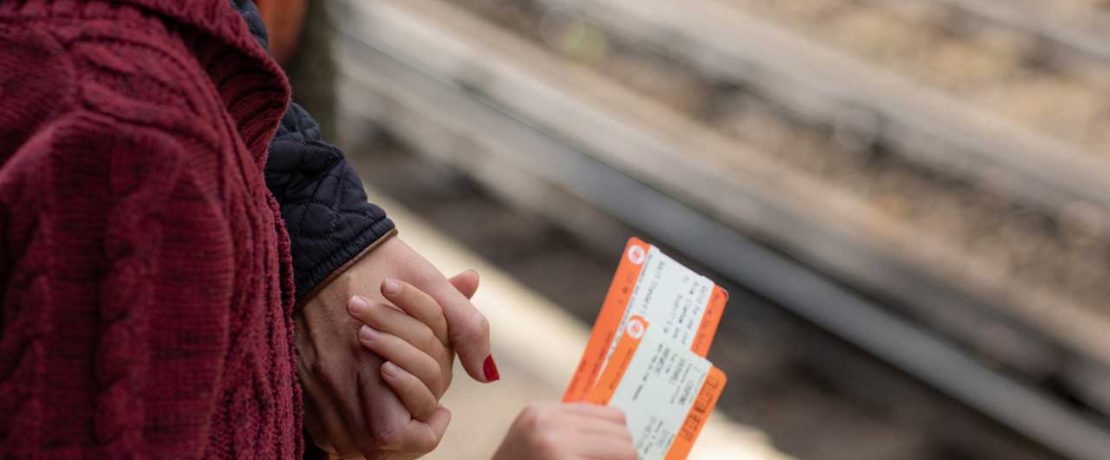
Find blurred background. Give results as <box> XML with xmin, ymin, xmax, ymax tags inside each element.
<box><xmin>258</xmin><ymin>0</ymin><xmax>1110</xmax><ymax>458</ymax></box>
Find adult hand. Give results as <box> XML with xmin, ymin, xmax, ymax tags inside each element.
<box><xmin>295</xmin><ymin>236</ymin><xmax>494</xmax><ymax>459</ymax></box>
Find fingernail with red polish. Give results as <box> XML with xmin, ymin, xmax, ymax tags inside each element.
<box><xmin>483</xmin><ymin>354</ymin><xmax>500</xmax><ymax>382</ymax></box>
<box><xmin>382</xmin><ymin>278</ymin><xmax>402</xmax><ymax>296</ymax></box>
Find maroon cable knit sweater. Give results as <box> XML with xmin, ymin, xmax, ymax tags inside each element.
<box><xmin>0</xmin><ymin>1</ymin><xmax>303</xmax><ymax>457</ymax></box>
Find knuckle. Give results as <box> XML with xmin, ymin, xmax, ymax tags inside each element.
<box><xmin>418</xmin><ymin>428</ymin><xmax>443</xmax><ymax>455</ymax></box>
<box><xmin>418</xmin><ymin>327</ymin><xmax>443</xmax><ymax>355</ymax></box>
<box><xmin>419</xmin><ymin>403</ymin><xmax>443</xmax><ymax>424</ymax></box>
<box><xmin>412</xmin><ymin>403</ymin><xmax>436</xmax><ymax>421</ymax></box>
<box><xmin>427</xmin><ymin>368</ymin><xmax>447</xmax><ymax>397</ymax></box>
<box><xmin>608</xmin><ymin>407</ymin><xmax>628</xmax><ymax>424</ymax></box>
<box><xmin>520</xmin><ymin>402</ymin><xmax>556</xmax><ymax>432</ymax></box>
<box><xmin>416</xmin><ymin>432</ymin><xmax>441</xmax><ymax>455</ymax></box>
<box><xmin>454</xmin><ymin>312</ymin><xmax>490</xmax><ymax>345</ymax></box>
<box><xmin>518</xmin><ymin>403</ymin><xmax>544</xmax><ymax>429</ymax></box>
<box><xmin>474</xmin><ymin>313</ymin><xmax>491</xmax><ymax>337</ymax></box>
<box><xmin>620</xmin><ymin>428</ymin><xmax>635</xmax><ymax>445</ymax></box>
<box><xmin>369</xmin><ymin>422</ymin><xmax>406</xmax><ymax>449</ymax></box>
<box><xmin>533</xmin><ymin>429</ymin><xmax>562</xmax><ymax>455</ymax></box>
<box><xmin>430</xmin><ymin>431</ymin><xmax>446</xmax><ymax>452</ymax></box>
<box><xmin>312</xmin><ymin>360</ymin><xmax>344</xmax><ymax>394</ymax></box>
<box><xmin>433</xmin><ymin>319</ymin><xmax>450</xmax><ymax>344</ymax></box>
<box><xmin>411</xmin><ymin>287</ymin><xmax>436</xmax><ymax>308</ymax></box>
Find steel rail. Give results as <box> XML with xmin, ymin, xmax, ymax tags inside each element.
<box><xmin>866</xmin><ymin>0</ymin><xmax>1110</xmax><ymax>71</ymax></box>
<box><xmin>537</xmin><ymin>0</ymin><xmax>1110</xmax><ymax>233</ymax></box>
<box><xmin>331</xmin><ymin>0</ymin><xmax>1110</xmax><ymax>379</ymax></box>
<box><xmin>328</xmin><ymin>0</ymin><xmax>1110</xmax><ymax>458</ymax></box>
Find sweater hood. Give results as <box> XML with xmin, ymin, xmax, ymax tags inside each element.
<box><xmin>124</xmin><ymin>0</ymin><xmax>291</xmax><ymax>156</ymax></box>
<box><xmin>23</xmin><ymin>0</ymin><xmax>294</xmax><ymax>158</ymax></box>
<box><xmin>0</xmin><ymin>0</ymin><xmax>290</xmax><ymax>171</ymax></box>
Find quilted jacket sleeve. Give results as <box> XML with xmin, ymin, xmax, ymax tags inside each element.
<box><xmin>235</xmin><ymin>0</ymin><xmax>396</xmax><ymax>301</ymax></box>
<box><xmin>265</xmin><ymin>104</ymin><xmax>395</xmax><ymax>302</ymax></box>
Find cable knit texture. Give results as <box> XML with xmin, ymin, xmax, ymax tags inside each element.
<box><xmin>0</xmin><ymin>0</ymin><xmax>301</xmax><ymax>458</ymax></box>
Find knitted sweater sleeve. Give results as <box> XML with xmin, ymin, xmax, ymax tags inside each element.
<box><xmin>0</xmin><ymin>112</ymin><xmax>236</xmax><ymax>457</ymax></box>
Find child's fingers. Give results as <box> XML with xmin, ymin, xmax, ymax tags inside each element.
<box><xmin>381</xmin><ymin>361</ymin><xmax>441</xmax><ymax>421</ymax></box>
<box><xmin>348</xmin><ymin>295</ymin><xmax>452</xmax><ymax>370</ymax></box>
<box><xmin>360</xmin><ymin>326</ymin><xmax>449</xmax><ymax>398</ymax></box>
<box><xmin>563</xmin><ymin>409</ymin><xmax>636</xmax><ymax>460</ymax></box>
<box><xmin>573</xmin><ymin>418</ymin><xmax>636</xmax><ymax>441</ymax></box>
<box><xmin>562</xmin><ymin>403</ymin><xmax>628</xmax><ymax>424</ymax></box>
<box><xmin>374</xmin><ymin>405</ymin><xmax>453</xmax><ymax>453</ymax></box>
<box><xmin>382</xmin><ymin>278</ymin><xmax>450</xmax><ymax>346</ymax></box>
<box><xmin>577</xmin><ymin>432</ymin><xmax>638</xmax><ymax>460</ymax></box>
<box><xmin>447</xmin><ymin>270</ymin><xmax>480</xmax><ymax>300</ymax></box>
<box><xmin>564</xmin><ymin>408</ymin><xmax>632</xmax><ymax>440</ymax></box>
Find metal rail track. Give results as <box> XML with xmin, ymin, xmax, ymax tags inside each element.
<box><xmin>328</xmin><ymin>0</ymin><xmax>1110</xmax><ymax>458</ymax></box>
<box><xmin>865</xmin><ymin>0</ymin><xmax>1110</xmax><ymax>72</ymax></box>
<box><xmin>536</xmin><ymin>0</ymin><xmax>1110</xmax><ymax>233</ymax></box>
<box><xmin>329</xmin><ymin>0</ymin><xmax>1110</xmax><ymax>381</ymax></box>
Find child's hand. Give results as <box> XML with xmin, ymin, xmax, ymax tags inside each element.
<box><xmin>492</xmin><ymin>403</ymin><xmax>637</xmax><ymax>460</ymax></box>
<box><xmin>345</xmin><ymin>277</ymin><xmax>457</xmax><ymax>421</ymax></box>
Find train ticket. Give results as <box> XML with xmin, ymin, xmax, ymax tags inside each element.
<box><xmin>584</xmin><ymin>316</ymin><xmax>727</xmax><ymax>460</ymax></box>
<box><xmin>564</xmin><ymin>237</ymin><xmax>728</xmax><ymax>402</ymax></box>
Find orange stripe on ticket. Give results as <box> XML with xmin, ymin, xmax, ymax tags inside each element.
<box><xmin>583</xmin><ymin>316</ymin><xmax>649</xmax><ymax>405</ymax></box>
<box><xmin>563</xmin><ymin>238</ymin><xmax>650</xmax><ymax>402</ymax></box>
<box><xmin>664</xmin><ymin>366</ymin><xmax>727</xmax><ymax>460</ymax></box>
<box><xmin>691</xmin><ymin>286</ymin><xmax>728</xmax><ymax>357</ymax></box>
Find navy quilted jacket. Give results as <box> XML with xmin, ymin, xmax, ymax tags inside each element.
<box><xmin>236</xmin><ymin>0</ymin><xmax>395</xmax><ymax>301</ymax></box>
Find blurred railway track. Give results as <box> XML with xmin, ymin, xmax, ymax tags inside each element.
<box><xmin>327</xmin><ymin>0</ymin><xmax>1110</xmax><ymax>458</ymax></box>
<box><xmin>865</xmin><ymin>0</ymin><xmax>1110</xmax><ymax>74</ymax></box>
<box><xmin>720</xmin><ymin>0</ymin><xmax>1110</xmax><ymax>157</ymax></box>
<box><xmin>473</xmin><ymin>0</ymin><xmax>1110</xmax><ymax>377</ymax></box>
<box><xmin>536</xmin><ymin>0</ymin><xmax>1110</xmax><ymax>221</ymax></box>
<box><xmin>451</xmin><ymin>0</ymin><xmax>1110</xmax><ymax>424</ymax></box>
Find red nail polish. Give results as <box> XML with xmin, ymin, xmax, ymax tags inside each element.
<box><xmin>483</xmin><ymin>354</ymin><xmax>500</xmax><ymax>382</ymax></box>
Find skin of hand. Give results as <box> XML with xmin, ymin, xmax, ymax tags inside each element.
<box><xmin>492</xmin><ymin>403</ymin><xmax>638</xmax><ymax>460</ymax></box>
<box><xmin>347</xmin><ymin>278</ymin><xmax>456</xmax><ymax>422</ymax></box>
<box><xmin>296</xmin><ymin>236</ymin><xmax>492</xmax><ymax>459</ymax></box>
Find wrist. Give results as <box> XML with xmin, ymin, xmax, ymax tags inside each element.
<box><xmin>297</xmin><ymin>227</ymin><xmax>399</xmax><ymax>308</ymax></box>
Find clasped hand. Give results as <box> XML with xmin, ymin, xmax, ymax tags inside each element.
<box><xmin>295</xmin><ymin>236</ymin><xmax>495</xmax><ymax>459</ymax></box>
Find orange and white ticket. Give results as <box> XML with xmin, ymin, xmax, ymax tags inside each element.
<box><xmin>584</xmin><ymin>316</ymin><xmax>727</xmax><ymax>460</ymax></box>
<box><xmin>564</xmin><ymin>237</ymin><xmax>727</xmax><ymax>402</ymax></box>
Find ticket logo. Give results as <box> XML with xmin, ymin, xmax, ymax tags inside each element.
<box><xmin>583</xmin><ymin>316</ymin><xmax>727</xmax><ymax>460</ymax></box>
<box><xmin>628</xmin><ymin>245</ymin><xmax>647</xmax><ymax>265</ymax></box>
<box><xmin>564</xmin><ymin>238</ymin><xmax>728</xmax><ymax>402</ymax></box>
<box><xmin>626</xmin><ymin>316</ymin><xmax>646</xmax><ymax>339</ymax></box>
